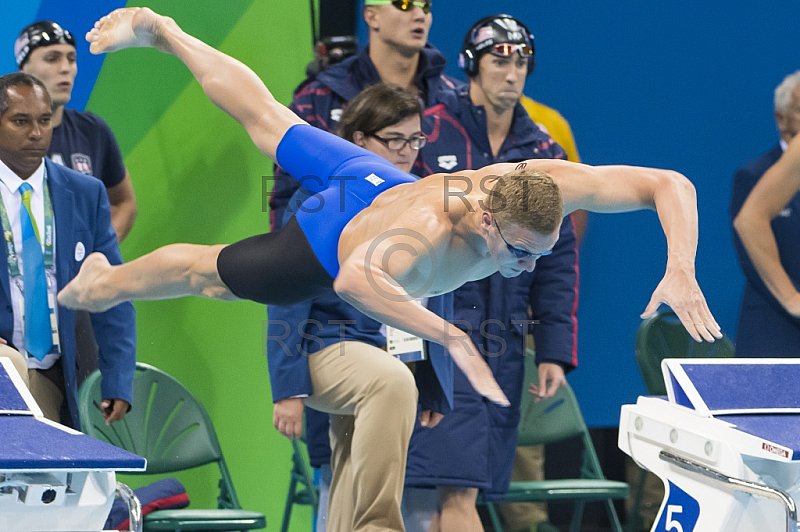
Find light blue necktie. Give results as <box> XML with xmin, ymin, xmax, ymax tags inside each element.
<box><xmin>19</xmin><ymin>182</ymin><xmax>52</xmax><ymax>360</ymax></box>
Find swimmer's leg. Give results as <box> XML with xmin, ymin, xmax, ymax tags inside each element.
<box><xmin>87</xmin><ymin>7</ymin><xmax>303</xmax><ymax>161</ymax></box>
<box><xmin>58</xmin><ymin>244</ymin><xmax>234</xmax><ymax>313</ymax></box>
<box><xmin>88</xmin><ymin>8</ymin><xmax>394</xmax><ymax>193</ymax></box>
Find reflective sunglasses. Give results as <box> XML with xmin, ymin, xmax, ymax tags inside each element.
<box><xmin>365</xmin><ymin>0</ymin><xmax>432</xmax><ymax>15</ymax></box>
<box><xmin>494</xmin><ymin>218</ymin><xmax>552</xmax><ymax>259</ymax></box>
<box><xmin>371</xmin><ymin>133</ymin><xmax>428</xmax><ymax>151</ymax></box>
<box><xmin>490</xmin><ymin>42</ymin><xmax>533</xmax><ymax>58</ymax></box>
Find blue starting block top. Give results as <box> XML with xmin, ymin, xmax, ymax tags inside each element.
<box><xmin>0</xmin><ymin>359</ymin><xmax>36</xmax><ymax>415</ymax></box>
<box><xmin>662</xmin><ymin>358</ymin><xmax>800</xmax><ymax>460</ymax></box>
<box><xmin>0</xmin><ymin>416</ymin><xmax>145</xmax><ymax>471</ymax></box>
<box><xmin>0</xmin><ymin>359</ymin><xmax>145</xmax><ymax>471</ymax></box>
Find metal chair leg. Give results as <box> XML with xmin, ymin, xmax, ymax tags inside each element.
<box><xmin>114</xmin><ymin>482</ymin><xmax>142</xmax><ymax>532</ymax></box>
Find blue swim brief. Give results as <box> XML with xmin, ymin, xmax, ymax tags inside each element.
<box><xmin>277</xmin><ymin>124</ymin><xmax>416</xmax><ymax>277</ymax></box>
<box><xmin>216</xmin><ymin>124</ymin><xmax>415</xmax><ymax>306</ymax></box>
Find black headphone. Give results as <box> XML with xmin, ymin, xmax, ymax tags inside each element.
<box><xmin>458</xmin><ymin>14</ymin><xmax>535</xmax><ymax>78</ymax></box>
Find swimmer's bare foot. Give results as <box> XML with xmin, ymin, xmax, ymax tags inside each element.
<box><xmin>86</xmin><ymin>7</ymin><xmax>174</xmax><ymax>55</ymax></box>
<box><xmin>58</xmin><ymin>253</ymin><xmax>119</xmax><ymax>313</ymax></box>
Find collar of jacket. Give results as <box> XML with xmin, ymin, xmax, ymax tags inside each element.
<box><xmin>448</xmin><ymin>87</ymin><xmax>550</xmax><ymax>154</ymax></box>
<box><xmin>316</xmin><ymin>44</ymin><xmax>449</xmax><ymax>104</ymax></box>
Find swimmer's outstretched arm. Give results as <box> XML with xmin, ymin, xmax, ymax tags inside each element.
<box><xmin>86</xmin><ymin>7</ymin><xmax>303</xmax><ymax>161</ymax></box>
<box><xmin>548</xmin><ymin>159</ymin><xmax>721</xmax><ymax>342</ymax></box>
<box><xmin>334</xmin><ymin>214</ymin><xmax>510</xmax><ymax>406</ymax></box>
<box><xmin>58</xmin><ymin>245</ymin><xmax>236</xmax><ymax>313</ymax></box>
<box><xmin>486</xmin><ymin>158</ymin><xmax>720</xmax><ymax>342</ymax></box>
<box><xmin>734</xmin><ymin>135</ymin><xmax>800</xmax><ymax>318</ymax></box>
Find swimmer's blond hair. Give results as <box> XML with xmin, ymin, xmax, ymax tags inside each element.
<box><xmin>487</xmin><ymin>168</ymin><xmax>563</xmax><ymax>234</ymax></box>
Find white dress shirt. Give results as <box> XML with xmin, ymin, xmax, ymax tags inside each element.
<box><xmin>0</xmin><ymin>157</ymin><xmax>59</xmax><ymax>368</ymax></box>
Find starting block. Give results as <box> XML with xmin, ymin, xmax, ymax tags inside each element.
<box><xmin>0</xmin><ymin>358</ymin><xmax>146</xmax><ymax>531</ymax></box>
<box><xmin>619</xmin><ymin>358</ymin><xmax>800</xmax><ymax>532</ymax></box>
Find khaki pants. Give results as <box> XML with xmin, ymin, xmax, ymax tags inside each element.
<box><xmin>0</xmin><ymin>344</ymin><xmax>64</xmax><ymax>422</ymax></box>
<box><xmin>305</xmin><ymin>341</ymin><xmax>418</xmax><ymax>532</ymax></box>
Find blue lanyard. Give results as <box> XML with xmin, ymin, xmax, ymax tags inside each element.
<box><xmin>0</xmin><ymin>166</ymin><xmax>55</xmax><ymax>279</ymax></box>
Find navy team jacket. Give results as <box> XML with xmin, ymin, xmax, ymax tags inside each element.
<box><xmin>405</xmin><ymin>88</ymin><xmax>579</xmax><ymax>500</ymax></box>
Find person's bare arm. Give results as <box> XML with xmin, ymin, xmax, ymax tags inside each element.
<box><xmin>106</xmin><ymin>169</ymin><xmax>137</xmax><ymax>242</ymax></box>
<box><xmin>87</xmin><ymin>7</ymin><xmax>303</xmax><ymax>161</ymax></box>
<box><xmin>538</xmin><ymin>159</ymin><xmax>721</xmax><ymax>342</ymax></box>
<box><xmin>734</xmin><ymin>138</ymin><xmax>800</xmax><ymax>317</ymax></box>
<box><xmin>334</xmin><ymin>214</ymin><xmax>508</xmax><ymax>406</ymax></box>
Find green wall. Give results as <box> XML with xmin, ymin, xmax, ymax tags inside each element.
<box><xmin>86</xmin><ymin>2</ymin><xmax>314</xmax><ymax>529</ymax></box>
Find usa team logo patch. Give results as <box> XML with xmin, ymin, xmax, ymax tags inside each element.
<box><xmin>71</xmin><ymin>153</ymin><xmax>93</xmax><ymax>175</ymax></box>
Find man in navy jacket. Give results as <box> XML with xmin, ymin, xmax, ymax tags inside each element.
<box><xmin>0</xmin><ymin>73</ymin><xmax>135</xmax><ymax>429</ymax></box>
<box><xmin>731</xmin><ymin>69</ymin><xmax>800</xmax><ymax>357</ymax></box>
<box><xmin>404</xmin><ymin>15</ymin><xmax>578</xmax><ymax>530</ymax></box>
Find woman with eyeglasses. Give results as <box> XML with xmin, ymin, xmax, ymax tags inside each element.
<box><xmin>270</xmin><ymin>82</ymin><xmax>442</xmax><ymax>532</ymax></box>
<box><xmin>339</xmin><ymin>84</ymin><xmax>427</xmax><ymax>174</ymax></box>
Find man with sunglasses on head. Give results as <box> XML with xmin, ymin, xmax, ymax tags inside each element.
<box><xmin>269</xmin><ymin>0</ymin><xmax>452</xmax><ymax>228</ymax></box>
<box><xmin>403</xmin><ymin>15</ymin><xmax>577</xmax><ymax>531</ymax></box>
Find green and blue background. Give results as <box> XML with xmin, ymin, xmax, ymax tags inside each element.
<box><xmin>2</xmin><ymin>1</ymin><xmax>800</xmax><ymax>528</ymax></box>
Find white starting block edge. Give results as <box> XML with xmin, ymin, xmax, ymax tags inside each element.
<box><xmin>623</xmin><ymin>396</ymin><xmax>798</xmax><ymax>464</ymax></box>
<box><xmin>0</xmin><ymin>358</ymin><xmax>146</xmax><ymax>531</ymax></box>
<box><xmin>620</xmin><ymin>396</ymin><xmax>800</xmax><ymax>531</ymax></box>
<box><xmin>621</xmin><ymin>358</ymin><xmax>800</xmax><ymax>532</ymax></box>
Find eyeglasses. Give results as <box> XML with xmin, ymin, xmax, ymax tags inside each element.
<box><xmin>490</xmin><ymin>43</ymin><xmax>533</xmax><ymax>58</ymax></box>
<box><xmin>370</xmin><ymin>133</ymin><xmax>427</xmax><ymax>151</ymax></box>
<box><xmin>365</xmin><ymin>0</ymin><xmax>432</xmax><ymax>15</ymax></box>
<box><xmin>494</xmin><ymin>217</ymin><xmax>552</xmax><ymax>259</ymax></box>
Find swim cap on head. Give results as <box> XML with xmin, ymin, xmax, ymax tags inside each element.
<box><xmin>15</xmin><ymin>21</ymin><xmax>76</xmax><ymax>69</ymax></box>
<box><xmin>458</xmin><ymin>15</ymin><xmax>535</xmax><ymax>77</ymax></box>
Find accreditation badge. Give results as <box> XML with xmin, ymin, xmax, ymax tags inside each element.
<box><xmin>385</xmin><ymin>326</ymin><xmax>426</xmax><ymax>363</ymax></box>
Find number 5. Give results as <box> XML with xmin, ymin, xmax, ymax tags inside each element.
<box><xmin>666</xmin><ymin>505</ymin><xmax>684</xmax><ymax>532</ymax></box>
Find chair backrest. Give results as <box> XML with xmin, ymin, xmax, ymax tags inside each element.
<box><xmin>635</xmin><ymin>310</ymin><xmax>735</xmax><ymax>395</ymax></box>
<box><xmin>516</xmin><ymin>353</ymin><xmax>588</xmax><ymax>447</ymax></box>
<box><xmin>516</xmin><ymin>353</ymin><xmax>609</xmax><ymax>480</ymax></box>
<box><xmin>79</xmin><ymin>363</ymin><xmax>241</xmax><ymax>508</ymax></box>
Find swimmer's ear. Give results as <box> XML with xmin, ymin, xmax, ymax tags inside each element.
<box><xmin>481</xmin><ymin>210</ymin><xmax>493</xmax><ymax>231</ymax></box>
<box><xmin>352</xmin><ymin>131</ymin><xmax>367</xmax><ymax>147</ymax></box>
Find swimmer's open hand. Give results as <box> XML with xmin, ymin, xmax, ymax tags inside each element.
<box><xmin>447</xmin><ymin>335</ymin><xmax>509</xmax><ymax>406</ymax></box>
<box><xmin>641</xmin><ymin>265</ymin><xmax>722</xmax><ymax>342</ymax></box>
<box><xmin>86</xmin><ymin>7</ymin><xmax>173</xmax><ymax>55</ymax></box>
